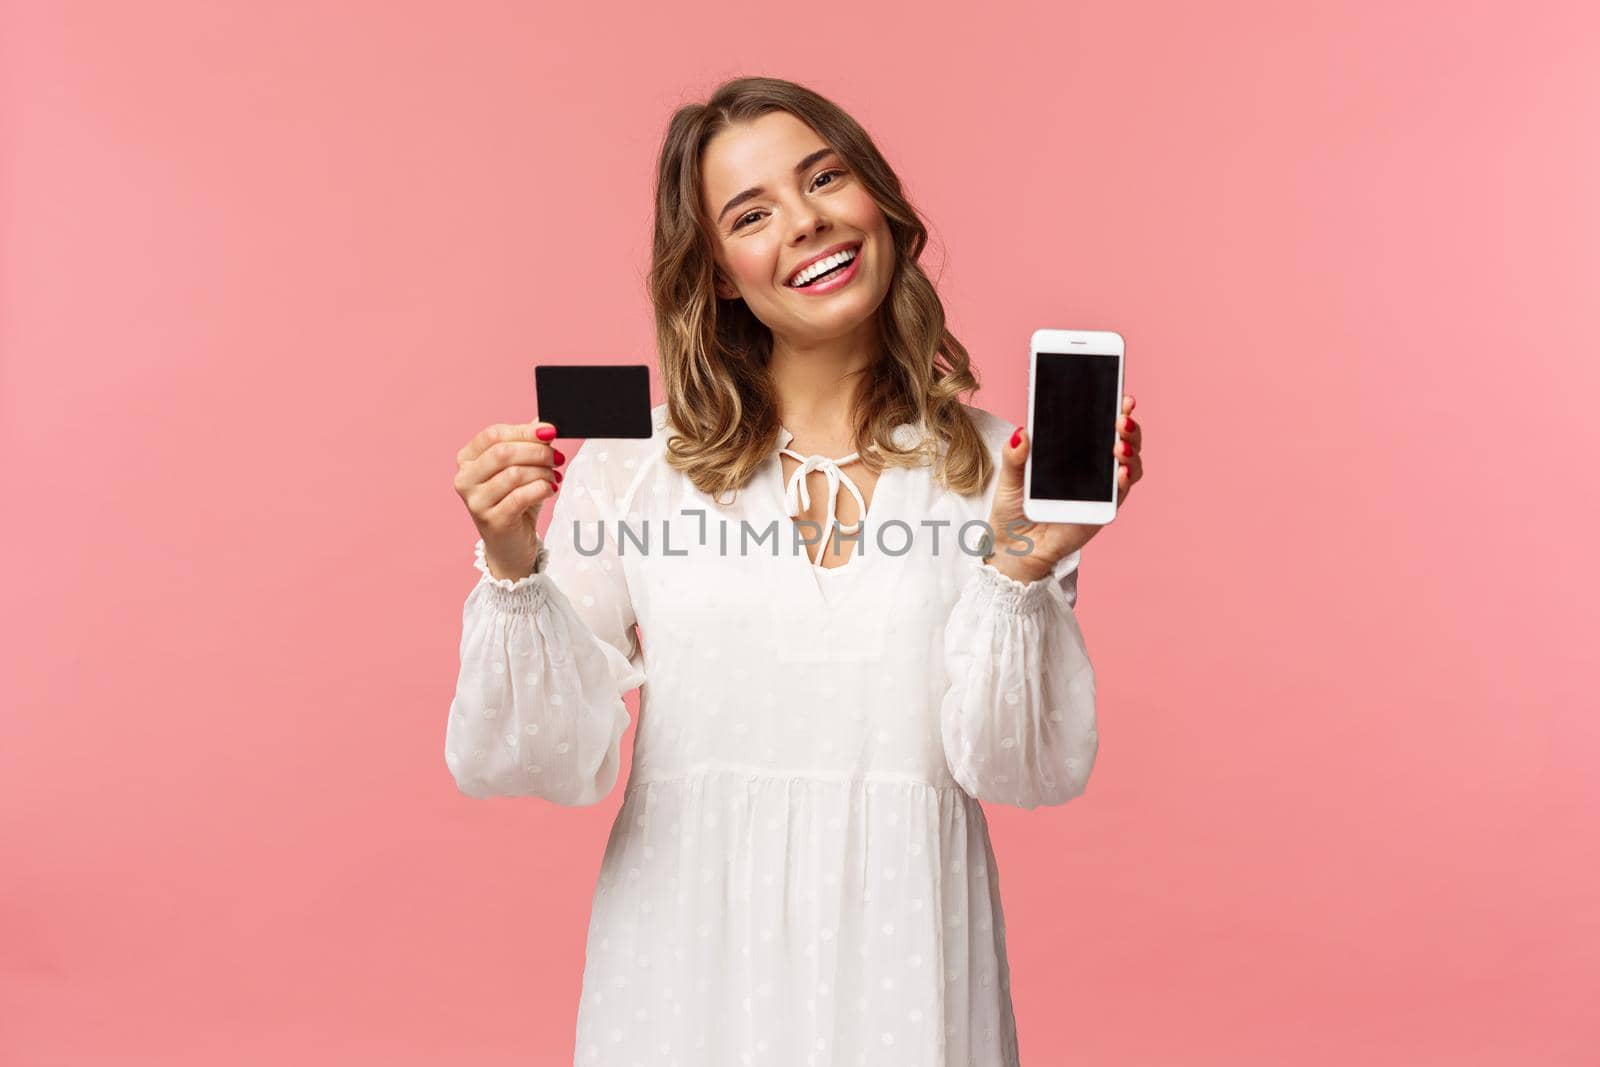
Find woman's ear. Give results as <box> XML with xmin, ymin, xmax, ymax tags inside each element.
<box><xmin>714</xmin><ymin>270</ymin><xmax>739</xmax><ymax>302</ymax></box>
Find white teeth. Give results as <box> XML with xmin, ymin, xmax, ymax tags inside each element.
<box><xmin>789</xmin><ymin>247</ymin><xmax>858</xmax><ymax>287</ymax></box>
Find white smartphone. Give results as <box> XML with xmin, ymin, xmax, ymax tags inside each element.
<box><xmin>1023</xmin><ymin>329</ymin><xmax>1125</xmax><ymax>525</ymax></box>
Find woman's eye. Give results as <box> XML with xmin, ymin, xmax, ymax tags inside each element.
<box><xmin>731</xmin><ymin>169</ymin><xmax>847</xmax><ymax>231</ymax></box>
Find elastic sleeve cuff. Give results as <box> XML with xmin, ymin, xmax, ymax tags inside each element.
<box><xmin>971</xmin><ymin>557</ymin><xmax>1056</xmax><ymax>617</ymax></box>
<box><xmin>472</xmin><ymin>538</ymin><xmax>551</xmax><ymax>614</ymax></box>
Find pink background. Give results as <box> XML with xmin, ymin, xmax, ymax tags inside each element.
<box><xmin>3</xmin><ymin>1</ymin><xmax>1597</xmax><ymax>1063</ymax></box>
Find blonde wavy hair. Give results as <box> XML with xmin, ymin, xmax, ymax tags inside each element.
<box><xmin>646</xmin><ymin>75</ymin><xmax>993</xmax><ymax>502</ymax></box>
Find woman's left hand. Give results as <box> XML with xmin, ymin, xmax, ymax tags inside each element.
<box><xmin>983</xmin><ymin>393</ymin><xmax>1144</xmax><ymax>584</ymax></box>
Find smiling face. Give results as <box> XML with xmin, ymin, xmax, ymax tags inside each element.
<box><xmin>701</xmin><ymin>111</ymin><xmax>892</xmax><ymax>345</ymax></box>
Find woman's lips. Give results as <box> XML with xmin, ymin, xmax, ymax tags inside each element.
<box><xmin>787</xmin><ymin>247</ymin><xmax>862</xmax><ymax>295</ymax></box>
<box><xmin>785</xmin><ymin>241</ymin><xmax>862</xmax><ymax>286</ymax></box>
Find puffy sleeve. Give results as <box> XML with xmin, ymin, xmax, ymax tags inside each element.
<box><xmin>939</xmin><ymin>547</ymin><xmax>1098</xmax><ymax>810</ymax></box>
<box><xmin>445</xmin><ymin>444</ymin><xmax>644</xmax><ymax>804</ymax></box>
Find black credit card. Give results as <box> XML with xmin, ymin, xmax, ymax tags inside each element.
<box><xmin>534</xmin><ymin>364</ymin><xmax>654</xmax><ymax>439</ymax></box>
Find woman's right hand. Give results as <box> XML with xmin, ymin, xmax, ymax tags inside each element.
<box><xmin>454</xmin><ymin>420</ymin><xmax>566</xmax><ymax>581</ymax></box>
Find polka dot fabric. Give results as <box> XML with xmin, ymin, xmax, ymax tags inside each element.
<box><xmin>446</xmin><ymin>403</ymin><xmax>1098</xmax><ymax>1065</ymax></box>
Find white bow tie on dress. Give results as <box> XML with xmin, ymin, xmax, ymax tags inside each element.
<box><xmin>780</xmin><ymin>446</ymin><xmax>867</xmax><ymax>568</ymax></box>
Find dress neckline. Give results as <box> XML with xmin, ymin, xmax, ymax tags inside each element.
<box><xmin>769</xmin><ymin>421</ymin><xmax>928</xmax><ymax>604</ymax></box>
<box><xmin>768</xmin><ymin>422</ymin><xmax>934</xmax><ymax>607</ymax></box>
<box><xmin>775</xmin><ymin>422</ymin><xmax>916</xmax><ymax>565</ymax></box>
<box><xmin>776</xmin><ymin>440</ymin><xmax>866</xmax><ymax>568</ymax></box>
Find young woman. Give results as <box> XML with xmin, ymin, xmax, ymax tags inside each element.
<box><xmin>448</xmin><ymin>76</ymin><xmax>1144</xmax><ymax>1065</ymax></box>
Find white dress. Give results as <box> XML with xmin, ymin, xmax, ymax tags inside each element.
<box><xmin>446</xmin><ymin>402</ymin><xmax>1098</xmax><ymax>1066</ymax></box>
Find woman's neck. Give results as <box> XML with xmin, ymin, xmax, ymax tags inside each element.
<box><xmin>769</xmin><ymin>334</ymin><xmax>876</xmax><ymax>456</ymax></box>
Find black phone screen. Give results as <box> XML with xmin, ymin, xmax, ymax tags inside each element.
<box><xmin>1029</xmin><ymin>351</ymin><xmax>1120</xmax><ymax>502</ymax></box>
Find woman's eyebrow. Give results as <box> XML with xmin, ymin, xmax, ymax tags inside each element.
<box><xmin>717</xmin><ymin>148</ymin><xmax>839</xmax><ymax>224</ymax></box>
